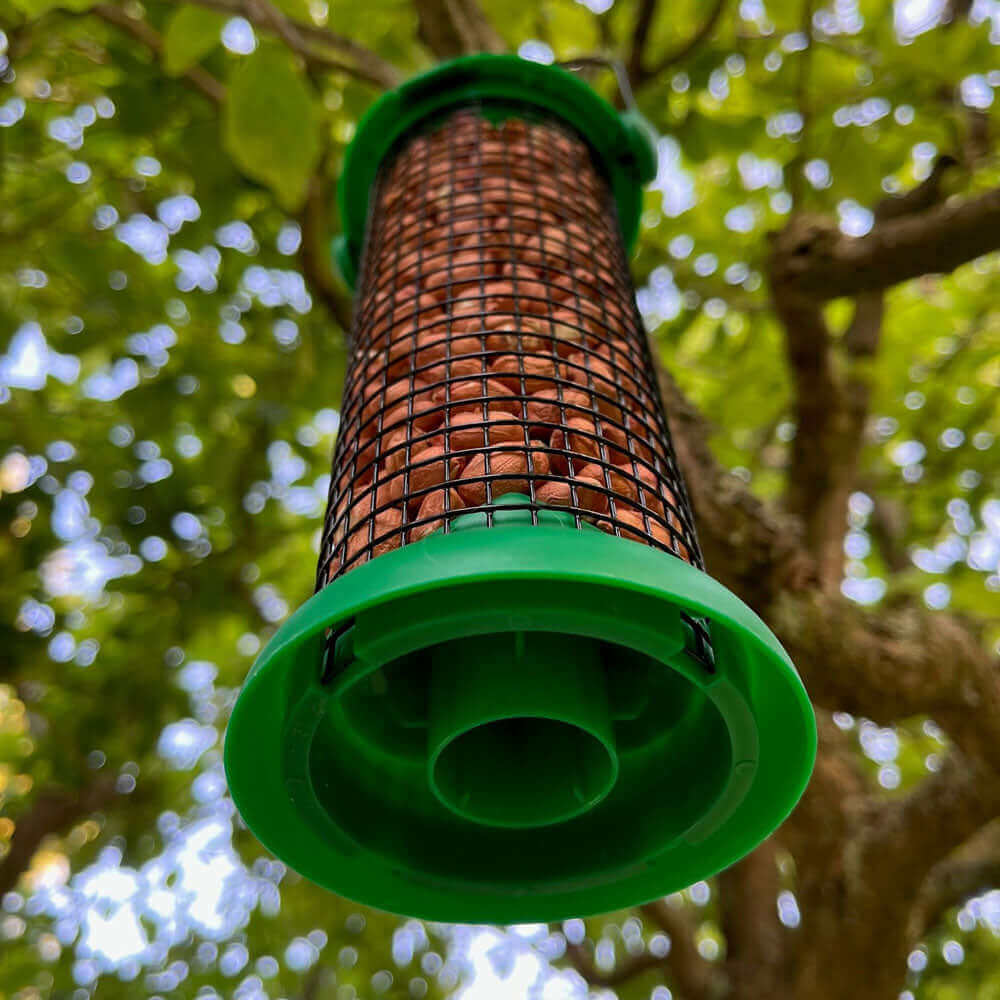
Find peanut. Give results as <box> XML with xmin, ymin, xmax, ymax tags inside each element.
<box><xmin>344</xmin><ymin>506</ymin><xmax>403</xmax><ymax>567</ymax></box>
<box><xmin>434</xmin><ymin>377</ymin><xmax>521</xmax><ymax>416</ymax></box>
<box><xmin>609</xmin><ymin>505</ymin><xmax>671</xmax><ymax>547</ymax></box>
<box><xmin>490</xmin><ymin>353</ymin><xmax>558</xmax><ymax>394</ymax></box>
<box><xmin>527</xmin><ymin>440</ymin><xmax>551</xmax><ymax>477</ymax></box>
<box><xmin>376</xmin><ymin>470</ymin><xmax>405</xmax><ymax>507</ymax></box>
<box><xmin>441</xmin><ymin>412</ymin><xmax>524</xmax><ymax>452</ymax></box>
<box><xmin>362</xmin><ymin>376</ymin><xmax>430</xmax><ymax>427</ymax></box>
<box><xmin>576</xmin><ymin>462</ymin><xmax>640</xmax><ymax>505</ymax></box>
<box><xmin>414</xmin><ymin>331</ymin><xmax>485</xmax><ymax>368</ymax></box>
<box><xmin>534</xmin><ymin>475</ymin><xmax>606</xmax><ymax>513</ymax></box>
<box><xmin>380</xmin><ymin>385</ymin><xmax>441</xmax><ymax>435</ymax></box>
<box><xmin>525</xmin><ymin>387</ymin><xmax>592</xmax><ymax>432</ymax></box>
<box><xmin>406</xmin><ymin>445</ymin><xmax>465</xmax><ymax>507</ymax></box>
<box><xmin>420</xmin><ymin>356</ymin><xmax>485</xmax><ymax>388</ymax></box>
<box><xmin>382</xmin><ymin>427</ymin><xmax>413</xmax><ymax>474</ymax></box>
<box><xmin>409</xmin><ymin>488</ymin><xmax>464</xmax><ymax>543</ymax></box>
<box><xmin>550</xmin><ymin>417</ymin><xmax>602</xmax><ymax>466</ymax></box>
<box><xmin>457</xmin><ymin>449</ymin><xmax>530</xmax><ymax>506</ymax></box>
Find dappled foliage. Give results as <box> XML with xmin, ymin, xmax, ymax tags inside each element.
<box><xmin>1</xmin><ymin>0</ymin><xmax>999</xmax><ymax>998</ymax></box>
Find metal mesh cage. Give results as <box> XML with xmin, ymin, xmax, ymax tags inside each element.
<box><xmin>317</xmin><ymin>103</ymin><xmax>704</xmax><ymax>588</ymax></box>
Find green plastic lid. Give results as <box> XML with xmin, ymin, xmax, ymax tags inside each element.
<box><xmin>333</xmin><ymin>53</ymin><xmax>660</xmax><ymax>287</ymax></box>
<box><xmin>225</xmin><ymin>501</ymin><xmax>815</xmax><ymax>922</ymax></box>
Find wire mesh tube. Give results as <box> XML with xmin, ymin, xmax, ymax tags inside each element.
<box><xmin>317</xmin><ymin>104</ymin><xmax>704</xmax><ymax>586</ymax></box>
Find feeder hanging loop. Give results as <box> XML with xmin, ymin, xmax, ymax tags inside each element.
<box><xmin>554</xmin><ymin>55</ymin><xmax>638</xmax><ymax>111</ymax></box>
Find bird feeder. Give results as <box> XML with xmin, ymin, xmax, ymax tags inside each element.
<box><xmin>225</xmin><ymin>54</ymin><xmax>815</xmax><ymax>923</ymax></box>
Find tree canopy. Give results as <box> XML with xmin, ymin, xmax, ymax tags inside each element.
<box><xmin>0</xmin><ymin>1</ymin><xmax>998</xmax><ymax>998</ymax></box>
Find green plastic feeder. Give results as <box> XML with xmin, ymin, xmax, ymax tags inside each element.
<box><xmin>224</xmin><ymin>55</ymin><xmax>815</xmax><ymax>924</ymax></box>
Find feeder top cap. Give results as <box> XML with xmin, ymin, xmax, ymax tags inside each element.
<box><xmin>334</xmin><ymin>53</ymin><xmax>660</xmax><ymax>287</ymax></box>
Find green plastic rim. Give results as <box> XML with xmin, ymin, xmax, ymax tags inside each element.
<box><xmin>334</xmin><ymin>53</ymin><xmax>659</xmax><ymax>287</ymax></box>
<box><xmin>224</xmin><ymin>506</ymin><xmax>816</xmax><ymax>923</ymax></box>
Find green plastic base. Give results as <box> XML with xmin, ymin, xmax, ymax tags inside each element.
<box><xmin>334</xmin><ymin>54</ymin><xmax>659</xmax><ymax>288</ymax></box>
<box><xmin>225</xmin><ymin>502</ymin><xmax>815</xmax><ymax>923</ymax></box>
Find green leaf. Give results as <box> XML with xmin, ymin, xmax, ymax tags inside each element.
<box><xmin>271</xmin><ymin>0</ymin><xmax>312</xmax><ymax>21</ymax></box>
<box><xmin>223</xmin><ymin>44</ymin><xmax>321</xmax><ymax>211</ymax></box>
<box><xmin>163</xmin><ymin>4</ymin><xmax>226</xmax><ymax>76</ymax></box>
<box><xmin>11</xmin><ymin>0</ymin><xmax>94</xmax><ymax>14</ymax></box>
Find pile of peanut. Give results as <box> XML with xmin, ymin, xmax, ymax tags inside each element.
<box><xmin>325</xmin><ymin>110</ymin><xmax>690</xmax><ymax>577</ymax></box>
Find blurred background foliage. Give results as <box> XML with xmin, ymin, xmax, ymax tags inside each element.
<box><xmin>0</xmin><ymin>0</ymin><xmax>998</xmax><ymax>998</ymax></box>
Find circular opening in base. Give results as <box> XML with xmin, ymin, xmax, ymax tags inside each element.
<box><xmin>430</xmin><ymin>716</ymin><xmax>617</xmax><ymax>828</ymax></box>
<box><xmin>318</xmin><ymin>619</ymin><xmax>731</xmax><ymax>889</ymax></box>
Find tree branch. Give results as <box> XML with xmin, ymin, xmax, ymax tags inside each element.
<box><xmin>656</xmin><ymin>363</ymin><xmax>815</xmax><ymax>607</ymax></box>
<box><xmin>778</xmin><ymin>713</ymin><xmax>866</xmax><ymax>871</ymax></box>
<box><xmin>769</xmin><ymin>594</ymin><xmax>1000</xmax><ymax>773</ymax></box>
<box><xmin>298</xmin><ymin>961</ymin><xmax>332</xmax><ymax>1000</ymax></box>
<box><xmin>719</xmin><ymin>840</ymin><xmax>785</xmax><ymax>1000</ymax></box>
<box><xmin>911</xmin><ymin>820</ymin><xmax>1000</xmax><ymax>939</ymax></box>
<box><xmin>92</xmin><ymin>4</ymin><xmax>225</xmax><ymax>104</ymax></box>
<box><xmin>563</xmin><ymin>941</ymin><xmax>665</xmax><ymax>989</ymax></box>
<box><xmin>641</xmin><ymin>0</ymin><xmax>728</xmax><ymax>82</ymax></box>
<box><xmin>413</xmin><ymin>0</ymin><xmax>506</xmax><ymax>60</ymax></box>
<box><xmin>168</xmin><ymin>0</ymin><xmax>403</xmax><ymax>88</ymax></box>
<box><xmin>769</xmin><ymin>184</ymin><xmax>1000</xmax><ymax>301</ymax></box>
<box><xmin>0</xmin><ymin>778</ymin><xmax>117</xmax><ymax>895</ymax></box>
<box><xmin>863</xmin><ymin>489</ymin><xmax>911</xmax><ymax>573</ymax></box>
<box><xmin>626</xmin><ymin>0</ymin><xmax>658</xmax><ymax>84</ymax></box>
<box><xmin>299</xmin><ymin>167</ymin><xmax>353</xmax><ymax>332</ymax></box>
<box><xmin>639</xmin><ymin>898</ymin><xmax>724</xmax><ymax>999</ymax></box>
<box><xmin>772</xmin><ymin>292</ymin><xmax>845</xmax><ymax>588</ymax></box>
<box><xmin>772</xmin><ymin>155</ymin><xmax>961</xmax><ymax>585</ymax></box>
<box><xmin>786</xmin><ymin>0</ymin><xmax>815</xmax><ymax>207</ymax></box>
<box><xmin>855</xmin><ymin>752</ymin><xmax>1000</xmax><ymax>921</ymax></box>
